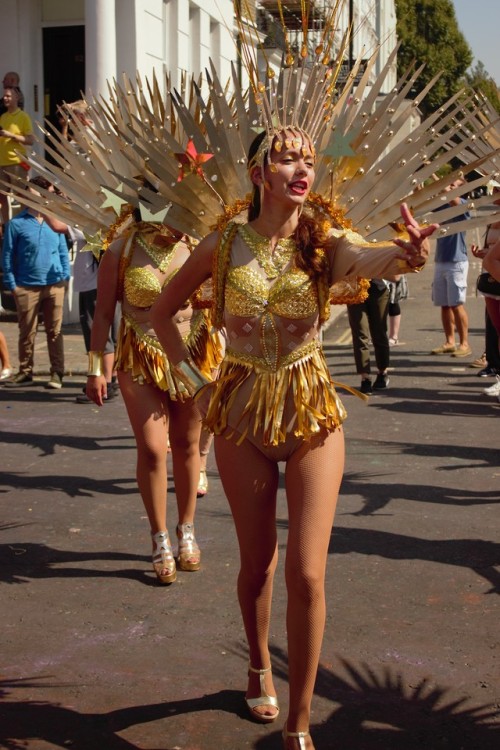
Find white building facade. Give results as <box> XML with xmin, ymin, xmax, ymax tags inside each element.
<box><xmin>0</xmin><ymin>1</ymin><xmax>397</xmax><ymax>137</ymax></box>
<box><xmin>0</xmin><ymin>0</ymin><xmax>234</xmax><ymax>137</ymax></box>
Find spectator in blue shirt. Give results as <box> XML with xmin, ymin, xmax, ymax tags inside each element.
<box><xmin>430</xmin><ymin>178</ymin><xmax>472</xmax><ymax>358</ymax></box>
<box><xmin>2</xmin><ymin>175</ymin><xmax>70</xmax><ymax>388</ymax></box>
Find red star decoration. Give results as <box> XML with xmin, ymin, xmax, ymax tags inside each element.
<box><xmin>175</xmin><ymin>139</ymin><xmax>214</xmax><ymax>182</ymax></box>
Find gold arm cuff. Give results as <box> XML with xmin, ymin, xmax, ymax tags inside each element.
<box><xmin>87</xmin><ymin>351</ymin><xmax>105</xmax><ymax>377</ymax></box>
<box><xmin>173</xmin><ymin>357</ymin><xmax>210</xmax><ymax>397</ymax></box>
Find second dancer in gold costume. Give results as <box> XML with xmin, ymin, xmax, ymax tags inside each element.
<box><xmin>87</xmin><ymin>209</ymin><xmax>220</xmax><ymax>585</ymax></box>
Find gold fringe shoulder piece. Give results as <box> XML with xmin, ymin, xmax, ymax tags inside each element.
<box><xmin>212</xmin><ymin>221</ymin><xmax>240</xmax><ymax>330</ymax></box>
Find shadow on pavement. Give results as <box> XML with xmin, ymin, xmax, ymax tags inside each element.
<box><xmin>0</xmin><ymin>539</ymin><xmax>150</xmax><ymax>586</ymax></box>
<box><xmin>2</xmin><ymin>656</ymin><xmax>499</xmax><ymax>750</ymax></box>
<box><xmin>329</xmin><ymin>527</ymin><xmax>500</xmax><ymax>595</ymax></box>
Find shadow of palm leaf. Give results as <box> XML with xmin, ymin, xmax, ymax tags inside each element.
<box><xmin>255</xmin><ymin>654</ymin><xmax>499</xmax><ymax>749</ymax></box>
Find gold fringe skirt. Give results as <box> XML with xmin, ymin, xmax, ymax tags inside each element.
<box><xmin>202</xmin><ymin>340</ymin><xmax>349</xmax><ymax>447</ymax></box>
<box><xmin>115</xmin><ymin>311</ymin><xmax>222</xmax><ymax>400</ymax></box>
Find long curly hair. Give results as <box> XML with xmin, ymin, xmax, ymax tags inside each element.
<box><xmin>247</xmin><ymin>130</ymin><xmax>328</xmax><ymax>279</ymax></box>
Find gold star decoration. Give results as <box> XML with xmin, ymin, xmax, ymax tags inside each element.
<box><xmin>321</xmin><ymin>129</ymin><xmax>358</xmax><ymax>159</ymax></box>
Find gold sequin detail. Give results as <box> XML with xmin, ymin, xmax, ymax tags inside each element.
<box><xmin>124</xmin><ymin>267</ymin><xmax>162</xmax><ymax>308</ymax></box>
<box><xmin>135</xmin><ymin>232</ymin><xmax>178</xmax><ymax>273</ymax></box>
<box><xmin>260</xmin><ymin>312</ymin><xmax>280</xmax><ymax>370</ymax></box>
<box><xmin>225</xmin><ymin>265</ymin><xmax>318</xmax><ymax>318</ymax></box>
<box><xmin>124</xmin><ymin>266</ymin><xmax>177</xmax><ymax>308</ymax></box>
<box><xmin>239</xmin><ymin>223</ymin><xmax>296</xmax><ymax>279</ymax></box>
<box><xmin>225</xmin><ymin>339</ymin><xmax>321</xmax><ymax>371</ymax></box>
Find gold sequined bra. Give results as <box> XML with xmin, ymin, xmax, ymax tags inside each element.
<box><xmin>225</xmin><ymin>265</ymin><xmax>318</xmax><ymax>318</ymax></box>
<box><xmin>124</xmin><ymin>266</ymin><xmax>175</xmax><ymax>308</ymax></box>
<box><xmin>225</xmin><ymin>225</ymin><xmax>318</xmax><ymax>319</ymax></box>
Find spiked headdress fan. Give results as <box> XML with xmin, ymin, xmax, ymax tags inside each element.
<box><xmin>8</xmin><ymin>0</ymin><xmax>500</xmax><ymax>249</ymax></box>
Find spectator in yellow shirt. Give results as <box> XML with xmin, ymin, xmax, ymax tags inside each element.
<box><xmin>0</xmin><ymin>71</ymin><xmax>24</xmax><ymax>112</ymax></box>
<box><xmin>0</xmin><ymin>86</ymin><xmax>34</xmax><ymax>226</ymax></box>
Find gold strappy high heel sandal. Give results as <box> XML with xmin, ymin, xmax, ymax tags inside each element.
<box><xmin>282</xmin><ymin>725</ymin><xmax>312</xmax><ymax>749</ymax></box>
<box><xmin>176</xmin><ymin>523</ymin><xmax>201</xmax><ymax>571</ymax></box>
<box><xmin>151</xmin><ymin>530</ymin><xmax>176</xmax><ymax>584</ymax></box>
<box><xmin>197</xmin><ymin>469</ymin><xmax>208</xmax><ymax>497</ymax></box>
<box><xmin>245</xmin><ymin>664</ymin><xmax>280</xmax><ymax>723</ymax></box>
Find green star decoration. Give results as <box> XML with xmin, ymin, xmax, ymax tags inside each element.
<box><xmin>100</xmin><ymin>185</ymin><xmax>128</xmax><ymax>214</ymax></box>
<box><xmin>139</xmin><ymin>202</ymin><xmax>170</xmax><ymax>223</ymax></box>
<box><xmin>321</xmin><ymin>130</ymin><xmax>357</xmax><ymax>159</ymax></box>
<box><xmin>82</xmin><ymin>230</ymin><xmax>103</xmax><ymax>261</ymax></box>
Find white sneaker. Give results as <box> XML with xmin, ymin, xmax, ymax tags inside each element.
<box><xmin>0</xmin><ymin>367</ymin><xmax>12</xmax><ymax>381</ymax></box>
<box><xmin>483</xmin><ymin>375</ymin><xmax>500</xmax><ymax>396</ymax></box>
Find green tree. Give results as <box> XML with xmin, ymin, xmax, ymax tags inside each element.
<box><xmin>466</xmin><ymin>61</ymin><xmax>500</xmax><ymax>115</ymax></box>
<box><xmin>395</xmin><ymin>0</ymin><xmax>473</xmax><ymax>117</ymax></box>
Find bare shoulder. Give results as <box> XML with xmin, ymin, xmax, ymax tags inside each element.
<box><xmin>107</xmin><ymin>235</ymin><xmax>127</xmax><ymax>256</ymax></box>
<box><xmin>196</xmin><ymin>229</ymin><xmax>221</xmax><ymax>253</ymax></box>
<box><xmin>189</xmin><ymin>230</ymin><xmax>221</xmax><ymax>267</ymax></box>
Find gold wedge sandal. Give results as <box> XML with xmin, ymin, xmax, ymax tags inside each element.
<box><xmin>282</xmin><ymin>724</ymin><xmax>312</xmax><ymax>749</ymax></box>
<box><xmin>151</xmin><ymin>530</ymin><xmax>176</xmax><ymax>584</ymax></box>
<box><xmin>245</xmin><ymin>664</ymin><xmax>280</xmax><ymax>723</ymax></box>
<box><xmin>176</xmin><ymin>523</ymin><xmax>201</xmax><ymax>571</ymax></box>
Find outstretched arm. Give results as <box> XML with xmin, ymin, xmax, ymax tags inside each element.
<box><xmin>327</xmin><ymin>203</ymin><xmax>439</xmax><ymax>283</ymax></box>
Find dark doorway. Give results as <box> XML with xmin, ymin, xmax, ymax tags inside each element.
<box><xmin>42</xmin><ymin>25</ymin><xmax>85</xmax><ymax>148</ymax></box>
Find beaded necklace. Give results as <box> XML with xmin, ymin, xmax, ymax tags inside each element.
<box><xmin>240</xmin><ymin>223</ymin><xmax>296</xmax><ymax>279</ymax></box>
<box><xmin>135</xmin><ymin>230</ymin><xmax>178</xmax><ymax>273</ymax></box>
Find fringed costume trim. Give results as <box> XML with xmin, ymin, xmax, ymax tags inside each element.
<box><xmin>115</xmin><ymin>312</ymin><xmax>220</xmax><ymax>400</ymax></box>
<box><xmin>203</xmin><ymin>341</ymin><xmax>349</xmax><ymax>447</ymax></box>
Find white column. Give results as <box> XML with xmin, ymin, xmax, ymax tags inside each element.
<box><xmin>85</xmin><ymin>0</ymin><xmax>117</xmax><ymax>99</ymax></box>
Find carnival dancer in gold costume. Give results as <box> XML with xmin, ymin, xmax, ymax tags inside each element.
<box><xmin>10</xmin><ymin>0</ymin><xmax>499</xmax><ymax>741</ymax></box>
<box><xmin>151</xmin><ymin>127</ymin><xmax>438</xmax><ymax>748</ymax></box>
<box><xmin>87</xmin><ymin>207</ymin><xmax>220</xmax><ymax>585</ymax></box>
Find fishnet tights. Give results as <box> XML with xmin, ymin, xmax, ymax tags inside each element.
<box><xmin>214</xmin><ymin>427</ymin><xmax>344</xmax><ymax>734</ymax></box>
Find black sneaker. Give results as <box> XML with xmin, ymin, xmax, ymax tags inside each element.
<box><xmin>373</xmin><ymin>373</ymin><xmax>390</xmax><ymax>390</ymax></box>
<box><xmin>104</xmin><ymin>383</ymin><xmax>119</xmax><ymax>400</ymax></box>
<box><xmin>477</xmin><ymin>366</ymin><xmax>498</xmax><ymax>378</ymax></box>
<box><xmin>4</xmin><ymin>372</ymin><xmax>34</xmax><ymax>387</ymax></box>
<box><xmin>360</xmin><ymin>378</ymin><xmax>373</xmax><ymax>395</ymax></box>
<box><xmin>76</xmin><ymin>392</ymin><xmax>93</xmax><ymax>404</ymax></box>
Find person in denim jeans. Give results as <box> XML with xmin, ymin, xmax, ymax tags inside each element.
<box><xmin>2</xmin><ymin>176</ymin><xmax>70</xmax><ymax>388</ymax></box>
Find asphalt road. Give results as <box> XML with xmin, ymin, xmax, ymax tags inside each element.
<box><xmin>0</xmin><ymin>255</ymin><xmax>499</xmax><ymax>749</ymax></box>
